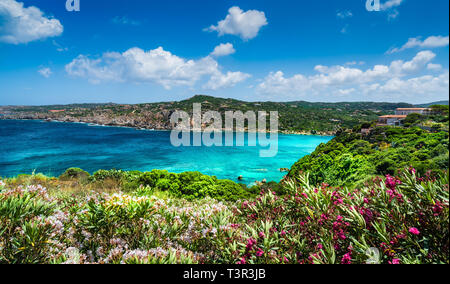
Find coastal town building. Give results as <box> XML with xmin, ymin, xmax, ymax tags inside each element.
<box><xmin>361</xmin><ymin>128</ymin><xmax>372</xmax><ymax>135</ymax></box>
<box><xmin>395</xmin><ymin>108</ymin><xmax>432</xmax><ymax>116</ymax></box>
<box><xmin>378</xmin><ymin>108</ymin><xmax>433</xmax><ymax>126</ymax></box>
<box><xmin>378</xmin><ymin>115</ymin><xmax>407</xmax><ymax>126</ymax></box>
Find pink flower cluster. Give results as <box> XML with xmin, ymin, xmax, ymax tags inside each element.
<box><xmin>256</xmin><ymin>248</ymin><xmax>264</xmax><ymax>257</ymax></box>
<box><xmin>432</xmin><ymin>202</ymin><xmax>444</xmax><ymax>216</ymax></box>
<box><xmin>333</xmin><ymin>216</ymin><xmax>349</xmax><ymax>242</ymax></box>
<box><xmin>385</xmin><ymin>175</ymin><xmax>404</xmax><ymax>203</ymax></box>
<box><xmin>389</xmin><ymin>258</ymin><xmax>401</xmax><ymax>264</ymax></box>
<box><xmin>385</xmin><ymin>175</ymin><xmax>402</xmax><ymax>191</ymax></box>
<box><xmin>409</xmin><ymin>227</ymin><xmax>420</xmax><ymax>236</ymax></box>
<box><xmin>246</xmin><ymin>238</ymin><xmax>257</xmax><ymax>251</ymax></box>
<box><xmin>341</xmin><ymin>253</ymin><xmax>352</xmax><ymax>264</ymax></box>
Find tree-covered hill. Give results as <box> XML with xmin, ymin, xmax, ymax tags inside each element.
<box><xmin>0</xmin><ymin>95</ymin><xmax>417</xmax><ymax>134</ymax></box>
<box><xmin>416</xmin><ymin>100</ymin><xmax>449</xmax><ymax>107</ymax></box>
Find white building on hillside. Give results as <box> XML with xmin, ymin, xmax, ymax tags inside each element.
<box><xmin>395</xmin><ymin>108</ymin><xmax>432</xmax><ymax>116</ymax></box>
<box><xmin>378</xmin><ymin>115</ymin><xmax>407</xmax><ymax>126</ymax></box>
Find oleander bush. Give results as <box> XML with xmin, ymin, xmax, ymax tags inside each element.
<box><xmin>0</xmin><ymin>185</ymin><xmax>58</xmax><ymax>264</ymax></box>
<box><xmin>0</xmin><ymin>168</ymin><xmax>448</xmax><ymax>264</ymax></box>
<box><xmin>225</xmin><ymin>169</ymin><xmax>449</xmax><ymax>264</ymax></box>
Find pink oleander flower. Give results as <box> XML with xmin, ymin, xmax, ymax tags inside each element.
<box><xmin>409</xmin><ymin>227</ymin><xmax>420</xmax><ymax>236</ymax></box>
<box><xmin>259</xmin><ymin>232</ymin><xmax>265</xmax><ymax>238</ymax></box>
<box><xmin>337</xmin><ymin>231</ymin><xmax>347</xmax><ymax>240</ymax></box>
<box><xmin>341</xmin><ymin>253</ymin><xmax>352</xmax><ymax>264</ymax></box>
<box><xmin>256</xmin><ymin>249</ymin><xmax>264</xmax><ymax>257</ymax></box>
<box><xmin>246</xmin><ymin>238</ymin><xmax>257</xmax><ymax>250</ymax></box>
<box><xmin>390</xmin><ymin>258</ymin><xmax>401</xmax><ymax>265</ymax></box>
<box><xmin>385</xmin><ymin>175</ymin><xmax>401</xmax><ymax>191</ymax></box>
<box><xmin>433</xmin><ymin>202</ymin><xmax>443</xmax><ymax>216</ymax></box>
<box><xmin>237</xmin><ymin>257</ymin><xmax>246</xmax><ymax>265</ymax></box>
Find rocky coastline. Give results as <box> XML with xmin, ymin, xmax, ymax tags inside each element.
<box><xmin>0</xmin><ymin>115</ymin><xmax>336</xmax><ymax>136</ymax></box>
<box><xmin>0</xmin><ymin>110</ymin><xmax>336</xmax><ymax>136</ymax></box>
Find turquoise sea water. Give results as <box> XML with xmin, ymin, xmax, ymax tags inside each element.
<box><xmin>0</xmin><ymin>120</ymin><xmax>333</xmax><ymax>183</ymax></box>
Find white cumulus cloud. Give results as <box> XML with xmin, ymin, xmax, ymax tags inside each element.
<box><xmin>388</xmin><ymin>35</ymin><xmax>450</xmax><ymax>54</ymax></box>
<box><xmin>377</xmin><ymin>0</ymin><xmax>404</xmax><ymax>20</ymax></box>
<box><xmin>0</xmin><ymin>0</ymin><xmax>63</xmax><ymax>44</ymax></box>
<box><xmin>204</xmin><ymin>71</ymin><xmax>251</xmax><ymax>90</ymax></box>
<box><xmin>257</xmin><ymin>50</ymin><xmax>448</xmax><ymax>102</ymax></box>
<box><xmin>389</xmin><ymin>50</ymin><xmax>437</xmax><ymax>74</ymax></box>
<box><xmin>427</xmin><ymin>63</ymin><xmax>442</xmax><ymax>71</ymax></box>
<box><xmin>336</xmin><ymin>10</ymin><xmax>353</xmax><ymax>19</ymax></box>
<box><xmin>205</xmin><ymin>6</ymin><xmax>268</xmax><ymax>40</ymax></box>
<box><xmin>210</xmin><ymin>43</ymin><xmax>236</xmax><ymax>57</ymax></box>
<box><xmin>66</xmin><ymin>46</ymin><xmax>250</xmax><ymax>90</ymax></box>
<box><xmin>381</xmin><ymin>0</ymin><xmax>404</xmax><ymax>11</ymax></box>
<box><xmin>38</xmin><ymin>67</ymin><xmax>52</xmax><ymax>78</ymax></box>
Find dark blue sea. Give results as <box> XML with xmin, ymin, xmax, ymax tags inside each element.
<box><xmin>0</xmin><ymin>120</ymin><xmax>333</xmax><ymax>183</ymax></box>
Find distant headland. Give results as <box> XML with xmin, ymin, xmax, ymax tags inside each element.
<box><xmin>0</xmin><ymin>95</ymin><xmax>447</xmax><ymax>136</ymax></box>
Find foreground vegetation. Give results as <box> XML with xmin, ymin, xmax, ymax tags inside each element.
<box><xmin>0</xmin><ymin>168</ymin><xmax>448</xmax><ymax>264</ymax></box>
<box><xmin>1</xmin><ymin>104</ymin><xmax>448</xmax><ymax>264</ymax></box>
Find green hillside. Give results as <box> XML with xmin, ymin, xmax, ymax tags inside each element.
<box><xmin>0</xmin><ymin>95</ymin><xmax>416</xmax><ymax>134</ymax></box>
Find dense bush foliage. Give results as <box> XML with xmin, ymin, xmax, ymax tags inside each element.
<box><xmin>289</xmin><ymin>126</ymin><xmax>449</xmax><ymax>186</ymax></box>
<box><xmin>85</xmin><ymin>169</ymin><xmax>254</xmax><ymax>202</ymax></box>
<box><xmin>0</xmin><ymin>169</ymin><xmax>448</xmax><ymax>264</ymax></box>
<box><xmin>59</xmin><ymin>168</ymin><xmax>90</xmax><ymax>181</ymax></box>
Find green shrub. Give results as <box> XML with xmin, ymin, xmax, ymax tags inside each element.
<box><xmin>90</xmin><ymin>169</ymin><xmax>125</xmax><ymax>182</ymax></box>
<box><xmin>376</xmin><ymin>159</ymin><xmax>396</xmax><ymax>175</ymax></box>
<box><xmin>59</xmin><ymin>168</ymin><xmax>90</xmax><ymax>181</ymax></box>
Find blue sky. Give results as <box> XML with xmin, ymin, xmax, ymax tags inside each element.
<box><xmin>0</xmin><ymin>0</ymin><xmax>448</xmax><ymax>105</ymax></box>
